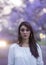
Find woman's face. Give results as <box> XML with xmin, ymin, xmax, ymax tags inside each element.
<box><xmin>20</xmin><ymin>25</ymin><xmax>31</xmax><ymax>40</ymax></box>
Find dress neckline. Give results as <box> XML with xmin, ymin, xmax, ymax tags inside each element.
<box><xmin>16</xmin><ymin>43</ymin><xmax>29</xmax><ymax>49</ymax></box>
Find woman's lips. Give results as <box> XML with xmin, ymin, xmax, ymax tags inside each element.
<box><xmin>24</xmin><ymin>34</ymin><xmax>27</xmax><ymax>37</ymax></box>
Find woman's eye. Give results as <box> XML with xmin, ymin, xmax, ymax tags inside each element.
<box><xmin>20</xmin><ymin>29</ymin><xmax>30</xmax><ymax>32</ymax></box>
<box><xmin>20</xmin><ymin>29</ymin><xmax>25</xmax><ymax>32</ymax></box>
<box><xmin>26</xmin><ymin>29</ymin><xmax>30</xmax><ymax>31</ymax></box>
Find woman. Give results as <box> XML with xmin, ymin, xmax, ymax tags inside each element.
<box><xmin>8</xmin><ymin>21</ymin><xmax>44</xmax><ymax>65</ymax></box>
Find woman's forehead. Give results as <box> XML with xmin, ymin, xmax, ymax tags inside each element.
<box><xmin>20</xmin><ymin>25</ymin><xmax>28</xmax><ymax>29</ymax></box>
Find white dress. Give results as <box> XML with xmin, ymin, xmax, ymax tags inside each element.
<box><xmin>8</xmin><ymin>43</ymin><xmax>44</xmax><ymax>65</ymax></box>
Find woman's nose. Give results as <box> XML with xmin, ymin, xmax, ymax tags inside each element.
<box><xmin>23</xmin><ymin>30</ymin><xmax>27</xmax><ymax>33</ymax></box>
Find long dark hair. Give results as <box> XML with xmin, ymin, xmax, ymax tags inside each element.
<box><xmin>18</xmin><ymin>21</ymin><xmax>39</xmax><ymax>58</ymax></box>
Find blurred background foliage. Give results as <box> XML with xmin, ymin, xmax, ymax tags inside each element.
<box><xmin>0</xmin><ymin>0</ymin><xmax>46</xmax><ymax>45</ymax></box>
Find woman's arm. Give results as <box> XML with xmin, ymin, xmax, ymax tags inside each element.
<box><xmin>37</xmin><ymin>44</ymin><xmax>44</xmax><ymax>65</ymax></box>
<box><xmin>8</xmin><ymin>45</ymin><xmax>15</xmax><ymax>65</ymax></box>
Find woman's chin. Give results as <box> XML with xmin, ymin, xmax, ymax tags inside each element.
<box><xmin>23</xmin><ymin>37</ymin><xmax>29</xmax><ymax>40</ymax></box>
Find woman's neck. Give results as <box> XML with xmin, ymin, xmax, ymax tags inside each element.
<box><xmin>21</xmin><ymin>39</ymin><xmax>29</xmax><ymax>47</ymax></box>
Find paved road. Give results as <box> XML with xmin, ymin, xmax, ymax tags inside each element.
<box><xmin>0</xmin><ymin>45</ymin><xmax>46</xmax><ymax>65</ymax></box>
